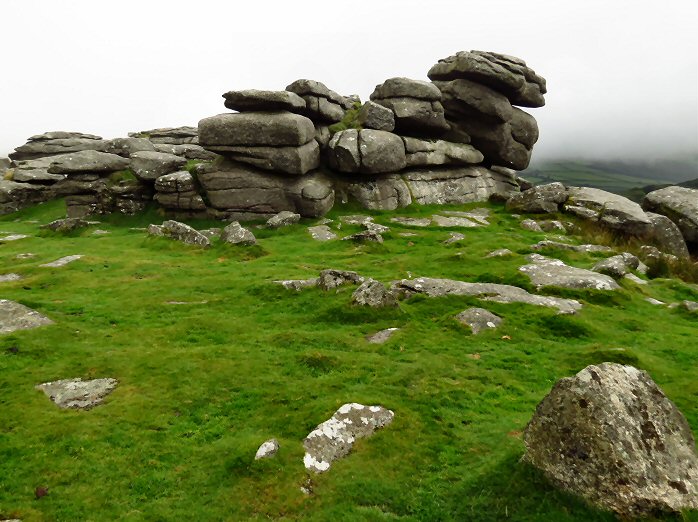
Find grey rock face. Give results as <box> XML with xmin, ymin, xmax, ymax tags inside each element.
<box><xmin>523</xmin><ymin>363</ymin><xmax>698</xmax><ymax>517</ymax></box>
<box><xmin>285</xmin><ymin>79</ymin><xmax>347</xmax><ymax>123</ymax></box>
<box><xmin>220</xmin><ymin>221</ymin><xmax>256</xmax><ymax>245</ymax></box>
<box><xmin>370</xmin><ymin>77</ymin><xmax>442</xmax><ymax>100</ymax></box>
<box><xmin>520</xmin><ymin>219</ymin><xmax>543</xmax><ymax>232</ymax></box>
<box><xmin>327</xmin><ymin>129</ymin><xmax>406</xmax><ymax>174</ymax></box>
<box><xmin>11</xmin><ymin>156</ymin><xmax>67</xmax><ymax>183</ymax></box>
<box><xmin>392</xmin><ymin>277</ymin><xmax>581</xmax><ymax>314</ymax></box>
<box><xmin>159</xmin><ymin>220</ymin><xmax>210</xmax><ymax>247</ymax></box>
<box><xmin>366</xmin><ymin>327</ymin><xmax>400</xmax><ymax>344</ymax></box>
<box><xmin>197</xmin><ymin>161</ymin><xmax>334</xmax><ymax>218</ymax></box>
<box><xmin>351</xmin><ymin>279</ymin><xmax>399</xmax><ymax>307</ymax></box>
<box><xmin>0</xmin><ymin>299</ymin><xmax>53</xmax><ymax>334</ymax></box>
<box><xmin>645</xmin><ymin>212</ymin><xmax>690</xmax><ymax>259</ymax></box>
<box><xmin>639</xmin><ymin>245</ymin><xmax>679</xmax><ymax>266</ymax></box>
<box><xmin>266</xmin><ymin>210</ymin><xmax>300</xmax><ymax>228</ymax></box>
<box><xmin>402</xmin><ymin>137</ymin><xmax>483</xmax><ymax>167</ymax></box>
<box><xmin>643</xmin><ymin>186</ymin><xmax>698</xmax><ymax>246</ymax></box>
<box><xmin>105</xmin><ymin>137</ymin><xmax>156</xmax><ymax>157</ymax></box>
<box><xmin>303</xmin><ymin>403</ymin><xmax>394</xmax><ymax>473</ymax></box>
<box><xmin>506</xmin><ymin>182</ymin><xmax>568</xmax><ymax>213</ymax></box>
<box><xmin>435</xmin><ymin>78</ymin><xmax>514</xmax><ymax>122</ymax></box>
<box><xmin>129</xmin><ymin>126</ymin><xmax>199</xmax><ymax>145</ymax></box>
<box><xmin>255</xmin><ymin>438</ymin><xmax>280</xmax><ymax>460</ymax></box>
<box><xmin>130</xmin><ymin>151</ymin><xmax>187</xmax><ymax>182</ymax></box>
<box><xmin>371</xmin><ymin>97</ymin><xmax>449</xmax><ymax>136</ymax></box>
<box><xmin>286</xmin><ymin>79</ymin><xmax>352</xmax><ymax>109</ymax></box>
<box><xmin>317</xmin><ymin>269</ymin><xmax>364</xmax><ymax>290</ymax></box>
<box><xmin>154</xmin><ymin>170</ymin><xmax>196</xmax><ymax>193</ymax></box>
<box><xmin>592</xmin><ymin>253</ymin><xmax>640</xmax><ymax>278</ymax></box>
<box><xmin>334</xmin><ymin>174</ymin><xmax>412</xmax><ymax>211</ymax></box>
<box><xmin>0</xmin><ymin>180</ymin><xmax>53</xmax><ymax>213</ymax></box>
<box><xmin>10</xmin><ymin>132</ymin><xmax>109</xmax><ymax>161</ymax></box>
<box><xmin>223</xmin><ymin>89</ymin><xmax>306</xmax><ymax>112</ymax></box>
<box><xmin>198</xmin><ymin>112</ymin><xmax>316</xmax><ymax>147</ymax></box>
<box><xmin>36</xmin><ymin>377</ymin><xmax>118</xmax><ymax>410</ymax></box>
<box><xmin>208</xmin><ymin>141</ymin><xmax>320</xmax><ymax>175</ymax></box>
<box><xmin>566</xmin><ymin>186</ymin><xmax>652</xmax><ymax>235</ymax></box>
<box><xmin>41</xmin><ymin>217</ymin><xmax>89</xmax><ymax>232</ymax></box>
<box><xmin>520</xmin><ymin>254</ymin><xmax>619</xmax><ymax>290</ymax></box>
<box><xmin>357</xmin><ymin>101</ymin><xmax>395</xmax><ymax>131</ymax></box>
<box><xmin>428</xmin><ymin>50</ymin><xmax>547</xmax><ymax>107</ymax></box>
<box><xmin>403</xmin><ymin>166</ymin><xmax>519</xmax><ymax>205</ymax></box>
<box><xmin>455</xmin><ymin>307</ymin><xmax>502</xmax><ymax>334</ymax></box>
<box><xmin>308</xmin><ymin>224</ymin><xmax>337</xmax><ymax>241</ymax></box>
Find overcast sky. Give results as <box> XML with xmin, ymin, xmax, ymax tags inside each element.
<box><xmin>2</xmin><ymin>0</ymin><xmax>697</xmax><ymax>163</ymax></box>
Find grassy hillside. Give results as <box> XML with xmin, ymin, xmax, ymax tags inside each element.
<box><xmin>524</xmin><ymin>158</ymin><xmax>698</xmax><ymax>199</ymax></box>
<box><xmin>1</xmin><ymin>200</ymin><xmax>697</xmax><ymax>521</ymax></box>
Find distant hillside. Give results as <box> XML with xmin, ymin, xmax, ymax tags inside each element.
<box><xmin>523</xmin><ymin>158</ymin><xmax>698</xmax><ymax>200</ymax></box>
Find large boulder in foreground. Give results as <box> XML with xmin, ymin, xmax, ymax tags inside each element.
<box><xmin>523</xmin><ymin>363</ymin><xmax>698</xmax><ymax>517</ymax></box>
<box><xmin>642</xmin><ymin>186</ymin><xmax>698</xmax><ymax>247</ymax></box>
<box><xmin>565</xmin><ymin>186</ymin><xmax>652</xmax><ymax>236</ymax></box>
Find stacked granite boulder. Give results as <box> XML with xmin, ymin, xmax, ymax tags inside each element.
<box><xmin>196</xmin><ymin>88</ymin><xmax>338</xmax><ymax>219</ymax></box>
<box><xmin>9</xmin><ymin>132</ymin><xmax>110</xmax><ymax>161</ymax></box>
<box><xmin>428</xmin><ymin>50</ymin><xmax>545</xmax><ymax>171</ymax></box>
<box><xmin>128</xmin><ymin>126</ymin><xmax>217</xmax><ymax>161</ymax></box>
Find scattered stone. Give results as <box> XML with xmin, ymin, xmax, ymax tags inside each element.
<box><xmin>303</xmin><ymin>403</ymin><xmax>394</xmax><ymax>473</ymax></box>
<box><xmin>274</xmin><ymin>278</ymin><xmax>319</xmax><ymax>291</ymax></box>
<box><xmin>455</xmin><ymin>307</ymin><xmax>502</xmax><ymax>334</ymax></box>
<box><xmin>366</xmin><ymin>328</ymin><xmax>400</xmax><ymax>344</ymax></box>
<box><xmin>365</xmin><ymin>222</ymin><xmax>390</xmax><ymax>234</ymax></box>
<box><xmin>15</xmin><ymin>253</ymin><xmax>36</xmax><ymax>259</ymax></box>
<box><xmin>390</xmin><ymin>217</ymin><xmax>431</xmax><ymax>227</ymax></box>
<box><xmin>160</xmin><ymin>220</ymin><xmax>211</xmax><ymax>247</ymax></box>
<box><xmin>505</xmin><ymin>182</ymin><xmax>568</xmax><ymax>213</ymax></box>
<box><xmin>680</xmin><ymin>300</ymin><xmax>698</xmax><ymax>312</ymax></box>
<box><xmin>520</xmin><ymin>219</ymin><xmax>543</xmax><ymax>232</ymax></box>
<box><xmin>0</xmin><ymin>234</ymin><xmax>30</xmax><ymax>242</ymax></box>
<box><xmin>35</xmin><ymin>377</ymin><xmax>118</xmax><ymax>410</ymax></box>
<box><xmin>339</xmin><ymin>215</ymin><xmax>374</xmax><ymax>226</ymax></box>
<box><xmin>254</xmin><ymin>438</ymin><xmax>280</xmax><ymax>460</ymax></box>
<box><xmin>523</xmin><ymin>363</ymin><xmax>698</xmax><ymax>517</ymax></box>
<box><xmin>342</xmin><ymin>230</ymin><xmax>384</xmax><ymax>244</ymax></box>
<box><xmin>308</xmin><ymin>225</ymin><xmax>337</xmax><ymax>241</ymax></box>
<box><xmin>221</xmin><ymin>221</ymin><xmax>256</xmax><ymax>245</ymax></box>
<box><xmin>623</xmin><ymin>273</ymin><xmax>647</xmax><ymax>285</ymax></box>
<box><xmin>592</xmin><ymin>253</ymin><xmax>640</xmax><ymax>278</ymax></box>
<box><xmin>357</xmin><ymin>100</ymin><xmax>395</xmax><ymax>131</ymax></box>
<box><xmin>443</xmin><ymin>232</ymin><xmax>465</xmax><ymax>244</ymax></box>
<box><xmin>531</xmin><ymin>240</ymin><xmax>613</xmax><ymax>253</ymax></box>
<box><xmin>351</xmin><ymin>279</ymin><xmax>399</xmax><ymax>308</ymax></box>
<box><xmin>432</xmin><ymin>214</ymin><xmax>480</xmax><ymax>228</ymax></box>
<box><xmin>266</xmin><ymin>211</ymin><xmax>301</xmax><ymax>228</ymax></box>
<box><xmin>41</xmin><ymin>217</ymin><xmax>89</xmax><ymax>232</ymax></box>
<box><xmin>398</xmin><ymin>232</ymin><xmax>418</xmax><ymax>237</ymax></box>
<box><xmin>0</xmin><ymin>273</ymin><xmax>22</xmax><ymax>283</ymax></box>
<box><xmin>645</xmin><ymin>297</ymin><xmax>665</xmax><ymax>305</ymax></box>
<box><xmin>92</xmin><ymin>229</ymin><xmax>110</xmax><ymax>235</ymax></box>
<box><xmin>486</xmin><ymin>248</ymin><xmax>513</xmax><ymax>258</ymax></box>
<box><xmin>166</xmin><ymin>300</ymin><xmax>209</xmax><ymax>305</ymax></box>
<box><xmin>538</xmin><ymin>220</ymin><xmax>566</xmax><ymax>233</ymax></box>
<box><xmin>0</xmin><ymin>299</ymin><xmax>53</xmax><ymax>334</ymax></box>
<box><xmin>39</xmin><ymin>255</ymin><xmax>83</xmax><ymax>268</ymax></box>
<box><xmin>442</xmin><ymin>208</ymin><xmax>490</xmax><ymax>225</ymax></box>
<box><xmin>317</xmin><ymin>269</ymin><xmax>364</xmax><ymax>291</ymax></box>
<box><xmin>392</xmin><ymin>277</ymin><xmax>581</xmax><ymax>314</ymax></box>
<box><xmin>520</xmin><ymin>254</ymin><xmax>619</xmax><ymax>290</ymax></box>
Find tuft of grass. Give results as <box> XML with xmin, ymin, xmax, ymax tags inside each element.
<box><xmin>328</xmin><ymin>101</ymin><xmax>363</xmax><ymax>134</ymax></box>
<box><xmin>3</xmin><ymin>168</ymin><xmax>14</xmax><ymax>181</ymax></box>
<box><xmin>108</xmin><ymin>169</ymin><xmax>137</xmax><ymax>185</ymax></box>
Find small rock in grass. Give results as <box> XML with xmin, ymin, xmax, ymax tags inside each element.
<box><xmin>339</xmin><ymin>215</ymin><xmax>374</xmax><ymax>226</ymax></box>
<box><xmin>486</xmin><ymin>248</ymin><xmax>513</xmax><ymax>258</ymax></box>
<box><xmin>39</xmin><ymin>255</ymin><xmax>83</xmax><ymax>268</ymax></box>
<box><xmin>342</xmin><ymin>230</ymin><xmax>383</xmax><ymax>243</ymax></box>
<box><xmin>0</xmin><ymin>234</ymin><xmax>30</xmax><ymax>242</ymax></box>
<box><xmin>366</xmin><ymin>327</ymin><xmax>400</xmax><ymax>344</ymax></box>
<box><xmin>0</xmin><ymin>299</ymin><xmax>53</xmax><ymax>334</ymax></box>
<box><xmin>645</xmin><ymin>297</ymin><xmax>665</xmax><ymax>305</ymax></box>
<box><xmin>443</xmin><ymin>232</ymin><xmax>465</xmax><ymax>244</ymax></box>
<box><xmin>0</xmin><ymin>273</ymin><xmax>22</xmax><ymax>283</ymax></box>
<box><xmin>36</xmin><ymin>377</ymin><xmax>118</xmax><ymax>410</ymax></box>
<box><xmin>255</xmin><ymin>438</ymin><xmax>280</xmax><ymax>460</ymax></box>
<box><xmin>41</xmin><ymin>217</ymin><xmax>89</xmax><ymax>233</ymax></box>
<box><xmin>390</xmin><ymin>217</ymin><xmax>431</xmax><ymax>227</ymax></box>
<box><xmin>623</xmin><ymin>273</ymin><xmax>647</xmax><ymax>285</ymax></box>
<box><xmin>680</xmin><ymin>300</ymin><xmax>698</xmax><ymax>312</ymax></box>
<box><xmin>317</xmin><ymin>269</ymin><xmax>364</xmax><ymax>290</ymax></box>
<box><xmin>15</xmin><ymin>252</ymin><xmax>36</xmax><ymax>259</ymax></box>
<box><xmin>221</xmin><ymin>221</ymin><xmax>256</xmax><ymax>245</ymax></box>
<box><xmin>432</xmin><ymin>215</ymin><xmax>480</xmax><ymax>228</ymax></box>
<box><xmin>351</xmin><ymin>279</ymin><xmax>399</xmax><ymax>308</ymax></box>
<box><xmin>455</xmin><ymin>307</ymin><xmax>502</xmax><ymax>334</ymax></box>
<box><xmin>308</xmin><ymin>225</ymin><xmax>337</xmax><ymax>241</ymax></box>
<box><xmin>266</xmin><ymin>211</ymin><xmax>300</xmax><ymax>229</ymax></box>
<box><xmin>520</xmin><ymin>219</ymin><xmax>543</xmax><ymax>232</ymax></box>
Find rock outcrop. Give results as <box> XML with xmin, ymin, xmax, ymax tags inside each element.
<box><xmin>643</xmin><ymin>186</ymin><xmax>698</xmax><ymax>249</ymax></box>
<box><xmin>523</xmin><ymin>363</ymin><xmax>698</xmax><ymax>517</ymax></box>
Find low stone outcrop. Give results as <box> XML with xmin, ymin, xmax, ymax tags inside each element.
<box><xmin>519</xmin><ymin>254</ymin><xmax>620</xmax><ymax>290</ymax></box>
<box><xmin>36</xmin><ymin>378</ymin><xmax>118</xmax><ymax>410</ymax></box>
<box><xmin>505</xmin><ymin>182</ymin><xmax>568</xmax><ymax>213</ymax></box>
<box><xmin>151</xmin><ymin>220</ymin><xmax>211</xmax><ymax>247</ymax></box>
<box><xmin>523</xmin><ymin>363</ymin><xmax>698</xmax><ymax>517</ymax></box>
<box><xmin>643</xmin><ymin>186</ymin><xmax>698</xmax><ymax>248</ymax></box>
<box><xmin>645</xmin><ymin>211</ymin><xmax>690</xmax><ymax>259</ymax></box>
<box><xmin>41</xmin><ymin>217</ymin><xmax>89</xmax><ymax>233</ymax></box>
<box><xmin>565</xmin><ymin>186</ymin><xmax>652</xmax><ymax>236</ymax></box>
<box><xmin>46</xmin><ymin>150</ymin><xmax>130</xmax><ymax>174</ymax></box>
<box><xmin>9</xmin><ymin>131</ymin><xmax>109</xmax><ymax>161</ymax></box>
<box><xmin>303</xmin><ymin>403</ymin><xmax>394</xmax><ymax>473</ymax></box>
<box><xmin>129</xmin><ymin>151</ymin><xmax>188</xmax><ymax>182</ymax></box>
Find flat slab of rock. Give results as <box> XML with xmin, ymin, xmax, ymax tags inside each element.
<box><xmin>520</xmin><ymin>254</ymin><xmax>619</xmax><ymax>290</ymax></box>
<box><xmin>39</xmin><ymin>255</ymin><xmax>83</xmax><ymax>268</ymax></box>
<box><xmin>366</xmin><ymin>327</ymin><xmax>400</xmax><ymax>344</ymax></box>
<box><xmin>308</xmin><ymin>225</ymin><xmax>337</xmax><ymax>241</ymax></box>
<box><xmin>199</xmin><ymin>111</ymin><xmax>315</xmax><ymax>147</ymax></box>
<box><xmin>392</xmin><ymin>277</ymin><xmax>581</xmax><ymax>314</ymax></box>
<box><xmin>0</xmin><ymin>273</ymin><xmax>22</xmax><ymax>283</ymax></box>
<box><xmin>223</xmin><ymin>89</ymin><xmax>306</xmax><ymax>112</ymax></box>
<box><xmin>36</xmin><ymin>377</ymin><xmax>118</xmax><ymax>410</ymax></box>
<box><xmin>0</xmin><ymin>299</ymin><xmax>53</xmax><ymax>334</ymax></box>
<box><xmin>523</xmin><ymin>363</ymin><xmax>698</xmax><ymax>517</ymax></box>
<box><xmin>0</xmin><ymin>234</ymin><xmax>30</xmax><ymax>242</ymax></box>
<box><xmin>339</xmin><ymin>215</ymin><xmax>374</xmax><ymax>226</ymax></box>
<box><xmin>390</xmin><ymin>217</ymin><xmax>431</xmax><ymax>227</ymax></box>
<box><xmin>531</xmin><ymin>240</ymin><xmax>613</xmax><ymax>253</ymax></box>
<box><xmin>455</xmin><ymin>307</ymin><xmax>502</xmax><ymax>334</ymax></box>
<box><xmin>432</xmin><ymin>215</ymin><xmax>481</xmax><ymax>228</ymax></box>
<box><xmin>47</xmin><ymin>150</ymin><xmax>129</xmax><ymax>174</ymax></box>
<box><xmin>303</xmin><ymin>403</ymin><xmax>394</xmax><ymax>473</ymax></box>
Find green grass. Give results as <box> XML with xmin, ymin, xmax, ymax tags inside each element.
<box><xmin>1</xmin><ymin>200</ymin><xmax>697</xmax><ymax>521</ymax></box>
